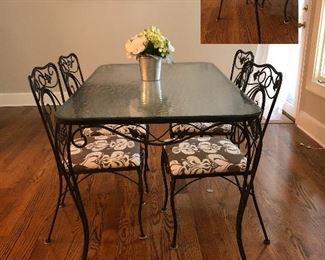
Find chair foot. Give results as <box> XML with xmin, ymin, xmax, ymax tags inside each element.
<box><xmin>161</xmin><ymin>208</ymin><xmax>167</xmax><ymax>213</ymax></box>
<box><xmin>170</xmin><ymin>244</ymin><xmax>178</xmax><ymax>249</ymax></box>
<box><xmin>44</xmin><ymin>239</ymin><xmax>52</xmax><ymax>245</ymax></box>
<box><xmin>284</xmin><ymin>20</ymin><xmax>289</xmax><ymax>24</ymax></box>
<box><xmin>139</xmin><ymin>234</ymin><xmax>148</xmax><ymax>240</ymax></box>
<box><xmin>264</xmin><ymin>239</ymin><xmax>271</xmax><ymax>245</ymax></box>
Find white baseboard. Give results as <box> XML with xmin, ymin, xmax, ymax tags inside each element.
<box><xmin>296</xmin><ymin>111</ymin><xmax>325</xmax><ymax>147</ymax></box>
<box><xmin>0</xmin><ymin>92</ymin><xmax>36</xmax><ymax>107</ymax></box>
<box><xmin>0</xmin><ymin>92</ymin><xmax>68</xmax><ymax>107</ymax></box>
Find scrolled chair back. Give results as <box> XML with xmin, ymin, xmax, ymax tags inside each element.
<box><xmin>28</xmin><ymin>62</ymin><xmax>65</xmax><ymax>154</ymax></box>
<box><xmin>242</xmin><ymin>61</ymin><xmax>283</xmax><ymax>138</ymax></box>
<box><xmin>58</xmin><ymin>53</ymin><xmax>84</xmax><ymax>96</ymax></box>
<box><xmin>230</xmin><ymin>49</ymin><xmax>255</xmax><ymax>89</ymax></box>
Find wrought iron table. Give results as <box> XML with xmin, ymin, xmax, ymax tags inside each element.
<box><xmin>55</xmin><ymin>62</ymin><xmax>262</xmax><ymax>259</ymax></box>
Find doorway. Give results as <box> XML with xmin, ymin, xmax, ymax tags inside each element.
<box><xmin>255</xmin><ymin>0</ymin><xmax>310</xmax><ymax>121</ymax></box>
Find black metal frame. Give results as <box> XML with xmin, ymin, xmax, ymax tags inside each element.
<box><xmin>58</xmin><ymin>53</ymin><xmax>84</xmax><ymax>96</ymax></box>
<box><xmin>217</xmin><ymin>0</ymin><xmax>291</xmax><ymax>43</ymax></box>
<box><xmin>58</xmin><ymin>53</ymin><xmax>151</xmax><ymax>192</ymax></box>
<box><xmin>230</xmin><ymin>49</ymin><xmax>255</xmax><ymax>88</ymax></box>
<box><xmin>29</xmin><ymin>63</ymin><xmax>147</xmax><ymax>260</ymax></box>
<box><xmin>160</xmin><ymin>61</ymin><xmax>282</xmax><ymax>259</ymax></box>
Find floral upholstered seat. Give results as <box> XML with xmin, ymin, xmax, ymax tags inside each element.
<box><xmin>70</xmin><ymin>134</ymin><xmax>141</xmax><ymax>172</ymax></box>
<box><xmin>170</xmin><ymin>123</ymin><xmax>232</xmax><ymax>137</ymax></box>
<box><xmin>164</xmin><ymin>136</ymin><xmax>246</xmax><ymax>176</ymax></box>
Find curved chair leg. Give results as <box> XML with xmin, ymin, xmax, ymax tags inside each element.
<box><xmin>251</xmin><ymin>186</ymin><xmax>270</xmax><ymax>244</ymax></box>
<box><xmin>284</xmin><ymin>0</ymin><xmax>289</xmax><ymax>24</ymax></box>
<box><xmin>137</xmin><ymin>168</ymin><xmax>147</xmax><ymax>239</ymax></box>
<box><xmin>143</xmin><ymin>125</ymin><xmax>150</xmax><ymax>192</ymax></box>
<box><xmin>236</xmin><ymin>185</ymin><xmax>250</xmax><ymax>260</ymax></box>
<box><xmin>170</xmin><ymin>177</ymin><xmax>178</xmax><ymax>249</ymax></box>
<box><xmin>143</xmin><ymin>143</ymin><xmax>149</xmax><ymax>193</ymax></box>
<box><xmin>59</xmin><ymin>183</ymin><xmax>68</xmax><ymax>207</ymax></box>
<box><xmin>45</xmin><ymin>173</ymin><xmax>64</xmax><ymax>244</ymax></box>
<box><xmin>161</xmin><ymin>149</ymin><xmax>169</xmax><ymax>212</ymax></box>
<box><xmin>217</xmin><ymin>0</ymin><xmax>224</xmax><ymax>20</ymax></box>
<box><xmin>64</xmin><ymin>174</ymin><xmax>90</xmax><ymax>260</ymax></box>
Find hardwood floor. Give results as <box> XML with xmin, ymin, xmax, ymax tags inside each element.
<box><xmin>0</xmin><ymin>107</ymin><xmax>324</xmax><ymax>259</ymax></box>
<box><xmin>201</xmin><ymin>0</ymin><xmax>298</xmax><ymax>44</ymax></box>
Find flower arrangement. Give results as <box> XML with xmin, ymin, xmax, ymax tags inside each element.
<box><xmin>125</xmin><ymin>26</ymin><xmax>175</xmax><ymax>61</ymax></box>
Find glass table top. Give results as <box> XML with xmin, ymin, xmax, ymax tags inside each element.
<box><xmin>55</xmin><ymin>62</ymin><xmax>261</xmax><ymax>125</ymax></box>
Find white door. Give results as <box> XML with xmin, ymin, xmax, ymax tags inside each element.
<box><xmin>282</xmin><ymin>0</ymin><xmax>311</xmax><ymax>119</ymax></box>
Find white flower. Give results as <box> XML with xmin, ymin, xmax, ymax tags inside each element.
<box><xmin>125</xmin><ymin>34</ymin><xmax>146</xmax><ymax>57</ymax></box>
<box><xmin>168</xmin><ymin>41</ymin><xmax>175</xmax><ymax>52</ymax></box>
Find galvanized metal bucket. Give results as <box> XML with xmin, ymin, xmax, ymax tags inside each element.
<box><xmin>138</xmin><ymin>56</ymin><xmax>162</xmax><ymax>81</ymax></box>
<box><xmin>140</xmin><ymin>81</ymin><xmax>162</xmax><ymax>106</ymax></box>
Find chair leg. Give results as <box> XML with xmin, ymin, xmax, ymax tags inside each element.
<box><xmin>64</xmin><ymin>174</ymin><xmax>90</xmax><ymax>260</ymax></box>
<box><xmin>143</xmin><ymin>125</ymin><xmax>150</xmax><ymax>192</ymax></box>
<box><xmin>217</xmin><ymin>0</ymin><xmax>224</xmax><ymax>20</ymax></box>
<box><xmin>251</xmin><ymin>186</ymin><xmax>270</xmax><ymax>244</ymax></box>
<box><xmin>170</xmin><ymin>177</ymin><xmax>178</xmax><ymax>249</ymax></box>
<box><xmin>254</xmin><ymin>0</ymin><xmax>262</xmax><ymax>43</ymax></box>
<box><xmin>45</xmin><ymin>173</ymin><xmax>64</xmax><ymax>244</ymax></box>
<box><xmin>161</xmin><ymin>149</ymin><xmax>169</xmax><ymax>212</ymax></box>
<box><xmin>284</xmin><ymin>0</ymin><xmax>289</xmax><ymax>24</ymax></box>
<box><xmin>59</xmin><ymin>183</ymin><xmax>68</xmax><ymax>207</ymax></box>
<box><xmin>234</xmin><ymin>176</ymin><xmax>242</xmax><ymax>193</ymax></box>
<box><xmin>236</xmin><ymin>185</ymin><xmax>251</xmax><ymax>260</ymax></box>
<box><xmin>137</xmin><ymin>168</ymin><xmax>147</xmax><ymax>239</ymax></box>
<box><xmin>143</xmin><ymin>143</ymin><xmax>149</xmax><ymax>193</ymax></box>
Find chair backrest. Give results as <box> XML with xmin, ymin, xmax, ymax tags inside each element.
<box><xmin>28</xmin><ymin>63</ymin><xmax>65</xmax><ymax>155</ymax></box>
<box><xmin>242</xmin><ymin>61</ymin><xmax>283</xmax><ymax>138</ymax></box>
<box><xmin>230</xmin><ymin>49</ymin><xmax>255</xmax><ymax>89</ymax></box>
<box><xmin>58</xmin><ymin>53</ymin><xmax>84</xmax><ymax>96</ymax></box>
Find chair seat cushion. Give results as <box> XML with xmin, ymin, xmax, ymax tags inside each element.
<box><xmin>171</xmin><ymin>123</ymin><xmax>231</xmax><ymax>136</ymax></box>
<box><xmin>70</xmin><ymin>134</ymin><xmax>141</xmax><ymax>172</ymax></box>
<box><xmin>83</xmin><ymin>124</ymin><xmax>147</xmax><ymax>138</ymax></box>
<box><xmin>164</xmin><ymin>136</ymin><xmax>246</xmax><ymax>176</ymax></box>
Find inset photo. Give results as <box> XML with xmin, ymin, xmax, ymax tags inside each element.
<box><xmin>201</xmin><ymin>0</ymin><xmax>298</xmax><ymax>44</ymax></box>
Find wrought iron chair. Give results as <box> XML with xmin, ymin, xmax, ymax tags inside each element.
<box><xmin>161</xmin><ymin>61</ymin><xmax>282</xmax><ymax>259</ymax></box>
<box><xmin>58</xmin><ymin>53</ymin><xmax>151</xmax><ymax>191</ymax></box>
<box><xmin>169</xmin><ymin>49</ymin><xmax>254</xmax><ymax>138</ymax></box>
<box><xmin>28</xmin><ymin>62</ymin><xmax>146</xmax><ymax>260</ymax></box>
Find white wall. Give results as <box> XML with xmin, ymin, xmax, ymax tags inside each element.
<box><xmin>0</xmin><ymin>0</ymin><xmax>257</xmax><ymax>105</ymax></box>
